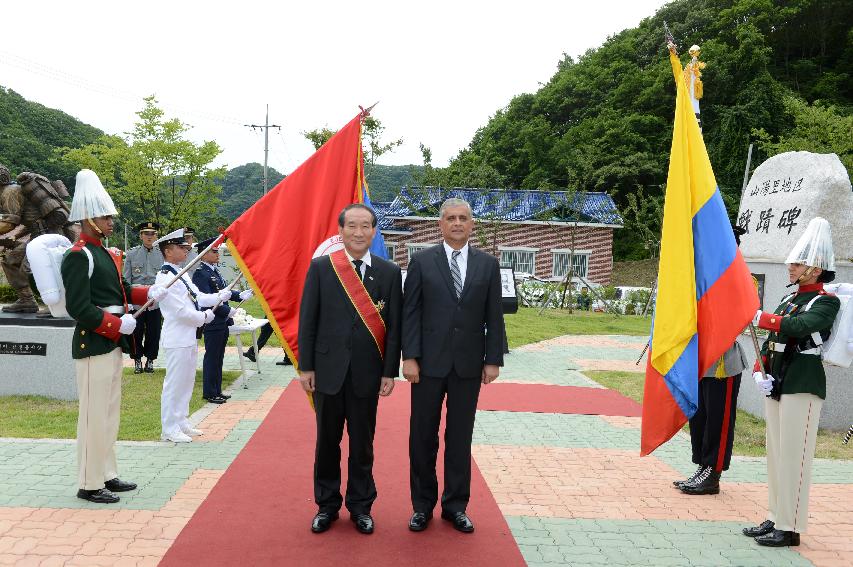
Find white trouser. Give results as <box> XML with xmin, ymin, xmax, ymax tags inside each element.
<box><xmin>765</xmin><ymin>393</ymin><xmax>823</xmax><ymax>533</ymax></box>
<box><xmin>162</xmin><ymin>346</ymin><xmax>198</xmax><ymax>436</ymax></box>
<box><xmin>75</xmin><ymin>349</ymin><xmax>123</xmax><ymax>490</ymax></box>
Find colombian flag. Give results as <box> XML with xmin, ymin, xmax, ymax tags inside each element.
<box><xmin>224</xmin><ymin>112</ymin><xmax>377</xmax><ymax>369</ymax></box>
<box><xmin>640</xmin><ymin>52</ymin><xmax>759</xmax><ymax>456</ymax></box>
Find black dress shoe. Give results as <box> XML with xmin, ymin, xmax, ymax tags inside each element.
<box><xmin>243</xmin><ymin>349</ymin><xmax>256</xmax><ymax>363</ymax></box>
<box><xmin>755</xmin><ymin>529</ymin><xmax>800</xmax><ymax>547</ymax></box>
<box><xmin>441</xmin><ymin>510</ymin><xmax>474</xmax><ymax>533</ymax></box>
<box><xmin>203</xmin><ymin>396</ymin><xmax>226</xmax><ymax>404</ymax></box>
<box><xmin>104</xmin><ymin>478</ymin><xmax>137</xmax><ymax>492</ymax></box>
<box><xmin>144</xmin><ymin>359</ymin><xmax>155</xmax><ymax>373</ymax></box>
<box><xmin>133</xmin><ymin>359</ymin><xmax>143</xmax><ymax>374</ymax></box>
<box><xmin>311</xmin><ymin>511</ymin><xmax>339</xmax><ymax>533</ymax></box>
<box><xmin>351</xmin><ymin>513</ymin><xmax>374</xmax><ymax>534</ymax></box>
<box><xmin>409</xmin><ymin>511</ymin><xmax>432</xmax><ymax>532</ymax></box>
<box><xmin>77</xmin><ymin>488</ymin><xmax>120</xmax><ymax>503</ymax></box>
<box><xmin>742</xmin><ymin>520</ymin><xmax>775</xmax><ymax>537</ymax></box>
<box><xmin>219</xmin><ymin>393</ymin><xmax>231</xmax><ymax>399</ymax></box>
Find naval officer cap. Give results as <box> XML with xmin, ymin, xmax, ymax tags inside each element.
<box><xmin>136</xmin><ymin>221</ymin><xmax>161</xmax><ymax>232</ymax></box>
<box><xmin>197</xmin><ymin>236</ymin><xmax>225</xmax><ymax>252</ymax></box>
<box><xmin>152</xmin><ymin>228</ymin><xmax>191</xmax><ymax>248</ymax></box>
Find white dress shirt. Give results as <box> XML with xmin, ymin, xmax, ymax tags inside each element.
<box><xmin>442</xmin><ymin>241</ymin><xmax>469</xmax><ymax>287</ymax></box>
<box><xmin>344</xmin><ymin>249</ymin><xmax>372</xmax><ymax>279</ymax></box>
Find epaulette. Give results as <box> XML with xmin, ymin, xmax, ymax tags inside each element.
<box><xmin>69</xmin><ymin>239</ymin><xmax>87</xmax><ymax>252</ymax></box>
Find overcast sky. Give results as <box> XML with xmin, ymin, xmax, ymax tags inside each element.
<box><xmin>1</xmin><ymin>0</ymin><xmax>669</xmax><ymax>174</ymax></box>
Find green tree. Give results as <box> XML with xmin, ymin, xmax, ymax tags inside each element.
<box><xmin>753</xmin><ymin>96</ymin><xmax>853</xmax><ymax>175</ymax></box>
<box><xmin>63</xmin><ymin>96</ymin><xmax>226</xmax><ymax>238</ymax></box>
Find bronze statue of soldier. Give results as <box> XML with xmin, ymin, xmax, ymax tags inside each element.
<box><xmin>0</xmin><ymin>163</ymin><xmax>73</xmax><ymax>313</ymax></box>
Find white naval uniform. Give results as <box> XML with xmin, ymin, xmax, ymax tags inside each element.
<box><xmin>156</xmin><ymin>263</ymin><xmax>221</xmax><ymax>437</ymax></box>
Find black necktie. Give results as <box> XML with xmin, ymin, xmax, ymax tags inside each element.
<box><xmin>352</xmin><ymin>259</ymin><xmax>363</xmax><ymax>281</ymax></box>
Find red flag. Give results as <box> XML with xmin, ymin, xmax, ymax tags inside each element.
<box><xmin>224</xmin><ymin>114</ymin><xmax>363</xmax><ymax>368</ymax></box>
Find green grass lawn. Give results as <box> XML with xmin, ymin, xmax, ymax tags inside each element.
<box><xmin>586</xmin><ymin>370</ymin><xmax>852</xmax><ymax>460</ymax></box>
<box><xmin>506</xmin><ymin>307</ymin><xmax>649</xmax><ymax>348</ymax></box>
<box><xmin>0</xmin><ymin>368</ymin><xmax>240</xmax><ymax>441</ymax></box>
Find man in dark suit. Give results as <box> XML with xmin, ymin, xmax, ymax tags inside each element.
<box><xmin>402</xmin><ymin>197</ymin><xmax>505</xmax><ymax>534</ymax></box>
<box><xmin>298</xmin><ymin>204</ymin><xmax>402</xmax><ymax>536</ymax></box>
<box><xmin>193</xmin><ymin>237</ymin><xmax>253</xmax><ymax>404</ymax></box>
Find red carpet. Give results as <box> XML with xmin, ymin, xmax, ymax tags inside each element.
<box><xmin>161</xmin><ymin>380</ymin><xmax>526</xmax><ymax>566</ymax></box>
<box><xmin>478</xmin><ymin>382</ymin><xmax>642</xmax><ymax>416</ymax></box>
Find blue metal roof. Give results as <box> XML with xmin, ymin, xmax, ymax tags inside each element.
<box><xmin>374</xmin><ymin>187</ymin><xmax>623</xmax><ymax>228</ymax></box>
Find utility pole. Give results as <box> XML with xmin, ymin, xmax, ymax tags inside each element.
<box><xmin>244</xmin><ymin>104</ymin><xmax>281</xmax><ymax>195</ymax></box>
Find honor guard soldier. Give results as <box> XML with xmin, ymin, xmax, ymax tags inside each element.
<box><xmin>743</xmin><ymin>217</ymin><xmax>840</xmax><ymax>547</ymax></box>
<box><xmin>193</xmin><ymin>236</ymin><xmax>252</xmax><ymax>403</ymax></box>
<box><xmin>61</xmin><ymin>170</ymin><xmax>168</xmax><ymax>503</ymax></box>
<box><xmin>179</xmin><ymin>226</ymin><xmax>199</xmax><ymax>278</ymax></box>
<box><xmin>155</xmin><ymin>229</ymin><xmax>231</xmax><ymax>443</ymax></box>
<box><xmin>124</xmin><ymin>221</ymin><xmax>164</xmax><ymax>373</ymax></box>
<box><xmin>676</xmin><ymin>226</ymin><xmax>749</xmax><ymax>496</ymax></box>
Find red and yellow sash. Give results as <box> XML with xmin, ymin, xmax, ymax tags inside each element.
<box><xmin>328</xmin><ymin>249</ymin><xmax>386</xmax><ymax>359</ymax></box>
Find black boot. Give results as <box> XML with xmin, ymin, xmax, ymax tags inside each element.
<box><xmin>673</xmin><ymin>464</ymin><xmax>705</xmax><ymax>489</ymax></box>
<box><xmin>144</xmin><ymin>359</ymin><xmax>155</xmax><ymax>373</ymax></box>
<box><xmin>134</xmin><ymin>359</ymin><xmax>143</xmax><ymax>374</ymax></box>
<box><xmin>680</xmin><ymin>466</ymin><xmax>720</xmax><ymax>495</ymax></box>
<box><xmin>243</xmin><ymin>348</ymin><xmax>256</xmax><ymax>363</ymax></box>
<box><xmin>755</xmin><ymin>529</ymin><xmax>799</xmax><ymax>547</ymax></box>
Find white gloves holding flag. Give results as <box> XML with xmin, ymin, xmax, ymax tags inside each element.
<box><xmin>203</xmin><ymin>310</ymin><xmax>216</xmax><ymax>324</ymax></box>
<box><xmin>218</xmin><ymin>289</ymin><xmax>232</xmax><ymax>302</ymax></box>
<box><xmin>119</xmin><ymin>314</ymin><xmax>137</xmax><ymax>335</ymax></box>
<box><xmin>239</xmin><ymin>289</ymin><xmax>253</xmax><ymax>301</ymax></box>
<box><xmin>751</xmin><ymin>309</ymin><xmax>763</xmax><ymax>326</ymax></box>
<box><xmin>148</xmin><ymin>284</ymin><xmax>168</xmax><ymax>302</ymax></box>
<box><xmin>753</xmin><ymin>371</ymin><xmax>774</xmax><ymax>396</ymax></box>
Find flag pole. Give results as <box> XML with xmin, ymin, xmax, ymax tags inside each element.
<box><xmin>747</xmin><ymin>323</ymin><xmax>768</xmax><ymax>380</ymax></box>
<box><xmin>133</xmin><ymin>233</ymin><xmax>227</xmax><ymax>318</ymax></box>
<box><xmin>208</xmin><ymin>274</ymin><xmax>244</xmax><ymax>312</ymax></box>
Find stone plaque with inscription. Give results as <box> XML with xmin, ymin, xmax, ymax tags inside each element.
<box><xmin>737</xmin><ymin>151</ymin><xmax>852</xmax><ymax>263</ymax></box>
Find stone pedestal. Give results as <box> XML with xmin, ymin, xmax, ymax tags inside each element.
<box><xmin>0</xmin><ymin>312</ymin><xmax>77</xmax><ymax>400</ymax></box>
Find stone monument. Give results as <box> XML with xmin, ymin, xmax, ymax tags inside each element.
<box><xmin>736</xmin><ymin>151</ymin><xmax>853</xmax><ymax>429</ymax></box>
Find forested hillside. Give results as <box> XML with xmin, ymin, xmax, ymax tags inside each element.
<box><xmin>431</xmin><ymin>0</ymin><xmax>852</xmax><ymax>258</ymax></box>
<box><xmin>0</xmin><ymin>87</ymin><xmax>103</xmax><ymax>183</ymax></box>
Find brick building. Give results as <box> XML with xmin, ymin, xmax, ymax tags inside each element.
<box><xmin>373</xmin><ymin>187</ymin><xmax>623</xmax><ymax>286</ymax></box>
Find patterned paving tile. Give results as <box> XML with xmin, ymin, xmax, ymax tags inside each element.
<box><xmin>508</xmin><ymin>516</ymin><xmax>817</xmax><ymax>566</ymax></box>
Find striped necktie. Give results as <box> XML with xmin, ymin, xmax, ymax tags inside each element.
<box><xmin>450</xmin><ymin>250</ymin><xmax>462</xmax><ymax>299</ymax></box>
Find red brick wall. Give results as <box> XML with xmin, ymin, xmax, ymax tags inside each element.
<box><xmin>382</xmin><ymin>218</ymin><xmax>614</xmax><ymax>285</ymax></box>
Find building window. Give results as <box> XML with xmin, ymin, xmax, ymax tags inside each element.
<box><xmin>384</xmin><ymin>243</ymin><xmax>396</xmax><ymax>262</ymax></box>
<box><xmin>407</xmin><ymin>243</ymin><xmax>432</xmax><ymax>261</ymax></box>
<box><xmin>552</xmin><ymin>251</ymin><xmax>589</xmax><ymax>279</ymax></box>
<box><xmin>500</xmin><ymin>249</ymin><xmax>536</xmax><ymax>275</ymax></box>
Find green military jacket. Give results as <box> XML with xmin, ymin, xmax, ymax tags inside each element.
<box><xmin>759</xmin><ymin>283</ymin><xmax>840</xmax><ymax>399</ymax></box>
<box><xmin>61</xmin><ymin>233</ymin><xmax>145</xmax><ymax>359</ymax></box>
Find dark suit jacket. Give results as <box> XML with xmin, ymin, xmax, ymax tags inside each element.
<box><xmin>298</xmin><ymin>253</ymin><xmax>403</xmax><ymax>397</ymax></box>
<box><xmin>192</xmin><ymin>263</ymin><xmax>240</xmax><ymax>331</ymax></box>
<box><xmin>402</xmin><ymin>243</ymin><xmax>505</xmax><ymax>379</ymax></box>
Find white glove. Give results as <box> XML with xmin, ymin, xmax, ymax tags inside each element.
<box><xmin>148</xmin><ymin>284</ymin><xmax>168</xmax><ymax>302</ymax></box>
<box><xmin>203</xmin><ymin>310</ymin><xmax>216</xmax><ymax>324</ymax></box>
<box><xmin>119</xmin><ymin>314</ymin><xmax>137</xmax><ymax>335</ymax></box>
<box><xmin>239</xmin><ymin>289</ymin><xmax>253</xmax><ymax>301</ymax></box>
<box><xmin>753</xmin><ymin>371</ymin><xmax>774</xmax><ymax>396</ymax></box>
<box><xmin>751</xmin><ymin>309</ymin><xmax>763</xmax><ymax>326</ymax></box>
<box><xmin>218</xmin><ymin>289</ymin><xmax>232</xmax><ymax>302</ymax></box>
<box><xmin>227</xmin><ymin>307</ymin><xmax>236</xmax><ymax>319</ymax></box>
